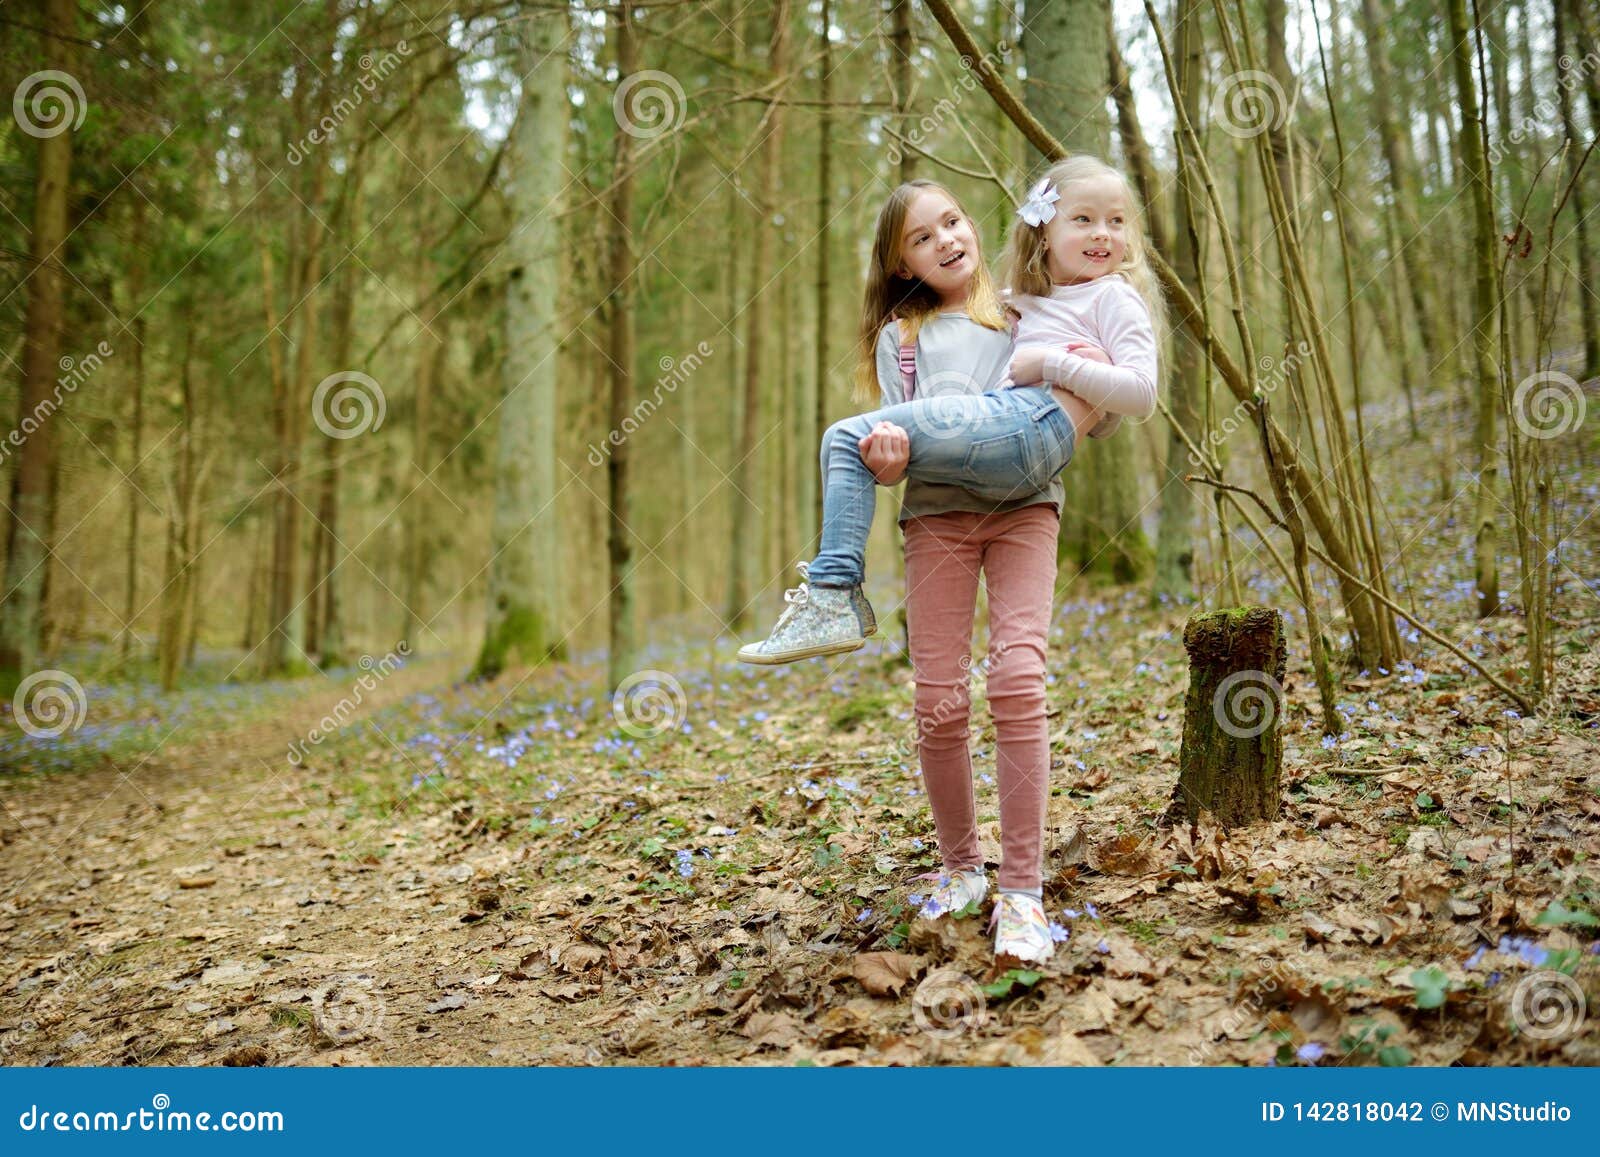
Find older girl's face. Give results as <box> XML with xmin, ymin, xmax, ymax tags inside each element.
<box><xmin>1043</xmin><ymin>174</ymin><xmax>1130</xmax><ymax>285</ymax></box>
<box><xmin>894</xmin><ymin>189</ymin><xmax>979</xmax><ymax>301</ymax></box>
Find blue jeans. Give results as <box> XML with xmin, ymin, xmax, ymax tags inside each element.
<box><xmin>806</xmin><ymin>386</ymin><xmax>1074</xmax><ymax>587</ymax></box>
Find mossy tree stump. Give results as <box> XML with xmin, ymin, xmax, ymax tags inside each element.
<box><xmin>1176</xmin><ymin>607</ymin><xmax>1287</xmax><ymax>827</ymax></box>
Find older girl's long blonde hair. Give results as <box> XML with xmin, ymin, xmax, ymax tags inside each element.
<box><xmin>851</xmin><ymin>179</ymin><xmax>1010</xmax><ymax>404</ymax></box>
<box><xmin>1000</xmin><ymin>156</ymin><xmax>1168</xmax><ymax>368</ymax></box>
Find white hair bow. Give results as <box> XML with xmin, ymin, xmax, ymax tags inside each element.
<box><xmin>1017</xmin><ymin>179</ymin><xmax>1059</xmax><ymax>227</ymax></box>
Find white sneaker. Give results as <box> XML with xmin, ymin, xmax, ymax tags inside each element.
<box><xmin>736</xmin><ymin>563</ymin><xmax>872</xmax><ymax>665</ymax></box>
<box><xmin>990</xmin><ymin>892</ymin><xmax>1054</xmax><ymax>964</ymax></box>
<box><xmin>914</xmin><ymin>866</ymin><xmax>989</xmax><ymax>919</ymax></box>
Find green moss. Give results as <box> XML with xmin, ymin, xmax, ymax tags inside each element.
<box><xmin>473</xmin><ymin>603</ymin><xmax>566</xmax><ymax>680</ymax></box>
<box><xmin>829</xmin><ymin>690</ymin><xmax>892</xmax><ymax>732</ymax></box>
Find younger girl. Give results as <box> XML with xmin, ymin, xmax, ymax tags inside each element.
<box><xmin>738</xmin><ymin>160</ymin><xmax>1164</xmax><ymax>964</ymax></box>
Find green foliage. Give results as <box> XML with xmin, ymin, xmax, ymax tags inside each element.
<box><xmin>980</xmin><ymin>969</ymin><xmax>1042</xmax><ymax>999</ymax></box>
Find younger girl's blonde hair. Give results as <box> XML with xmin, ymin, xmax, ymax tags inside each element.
<box><xmin>1000</xmin><ymin>156</ymin><xmax>1168</xmax><ymax>368</ymax></box>
<box><xmin>851</xmin><ymin>179</ymin><xmax>1010</xmax><ymax>404</ymax></box>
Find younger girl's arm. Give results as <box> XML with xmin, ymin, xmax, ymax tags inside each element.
<box><xmin>1037</xmin><ymin>282</ymin><xmax>1157</xmax><ymax>420</ymax></box>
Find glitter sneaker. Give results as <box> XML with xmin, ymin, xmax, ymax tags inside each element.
<box><xmin>736</xmin><ymin>564</ymin><xmax>873</xmax><ymax>665</ymax></box>
<box><xmin>914</xmin><ymin>866</ymin><xmax>989</xmax><ymax>919</ymax></box>
<box><xmin>990</xmin><ymin>892</ymin><xmax>1054</xmax><ymax>964</ymax></box>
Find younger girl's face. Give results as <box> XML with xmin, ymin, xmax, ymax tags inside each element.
<box><xmin>1043</xmin><ymin>175</ymin><xmax>1129</xmax><ymax>285</ymax></box>
<box><xmin>895</xmin><ymin>189</ymin><xmax>979</xmax><ymax>301</ymax></box>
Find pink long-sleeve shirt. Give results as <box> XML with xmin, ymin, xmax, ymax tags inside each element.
<box><xmin>1005</xmin><ymin>273</ymin><xmax>1160</xmax><ymax>438</ymax></box>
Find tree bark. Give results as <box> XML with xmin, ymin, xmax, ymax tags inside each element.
<box><xmin>0</xmin><ymin>0</ymin><xmax>77</xmax><ymax>685</ymax></box>
<box><xmin>1446</xmin><ymin>0</ymin><xmax>1502</xmax><ymax>619</ymax></box>
<box><xmin>1153</xmin><ymin>0</ymin><xmax>1201</xmax><ymax>605</ymax></box>
<box><xmin>1176</xmin><ymin>607</ymin><xmax>1286</xmax><ymax>827</ymax></box>
<box><xmin>476</xmin><ymin>2</ymin><xmax>570</xmax><ymax>679</ymax></box>
<box><xmin>606</xmin><ymin>0</ymin><xmax>640</xmax><ymax>694</ymax></box>
<box><xmin>727</xmin><ymin>0</ymin><xmax>791</xmax><ymax>632</ymax></box>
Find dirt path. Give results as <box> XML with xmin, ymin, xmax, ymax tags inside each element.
<box><xmin>0</xmin><ymin>655</ymin><xmax>673</xmax><ymax>1066</ymax></box>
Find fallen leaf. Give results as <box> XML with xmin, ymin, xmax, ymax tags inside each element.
<box><xmin>853</xmin><ymin>951</ymin><xmax>924</xmax><ymax>997</ymax></box>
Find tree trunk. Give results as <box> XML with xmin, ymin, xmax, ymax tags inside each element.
<box><xmin>727</xmin><ymin>0</ymin><xmax>790</xmax><ymax>633</ymax></box>
<box><xmin>606</xmin><ymin>1</ymin><xmax>641</xmax><ymax>694</ymax></box>
<box><xmin>811</xmin><ymin>0</ymin><xmax>833</xmax><ymax>549</ymax></box>
<box><xmin>1357</xmin><ymin>0</ymin><xmax>1452</xmax><ymax>410</ymax></box>
<box><xmin>121</xmin><ymin>199</ymin><xmax>147</xmax><ymax>665</ymax></box>
<box><xmin>1152</xmin><ymin>0</ymin><xmax>1201</xmax><ymax>605</ymax></box>
<box><xmin>1175</xmin><ymin>607</ymin><xmax>1286</xmax><ymax>827</ymax></box>
<box><xmin>1446</xmin><ymin>0</ymin><xmax>1501</xmax><ymax>619</ymax></box>
<box><xmin>891</xmin><ymin>0</ymin><xmax>914</xmax><ymax>184</ymax></box>
<box><xmin>476</xmin><ymin>3</ymin><xmax>570</xmax><ymax>679</ymax></box>
<box><xmin>0</xmin><ymin>0</ymin><xmax>77</xmax><ymax>687</ymax></box>
<box><xmin>1026</xmin><ymin>0</ymin><xmax>1149</xmax><ymax>583</ymax></box>
<box><xmin>1561</xmin><ymin>0</ymin><xmax>1600</xmax><ymax>378</ymax></box>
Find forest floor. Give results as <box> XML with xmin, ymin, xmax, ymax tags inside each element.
<box><xmin>3</xmin><ymin>390</ymin><xmax>1600</xmax><ymax>1067</ymax></box>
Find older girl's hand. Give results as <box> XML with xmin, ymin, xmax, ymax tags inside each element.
<box><xmin>1010</xmin><ymin>346</ymin><xmax>1047</xmax><ymax>385</ymax></box>
<box><xmin>859</xmin><ymin>421</ymin><xmax>910</xmax><ymax>485</ymax></box>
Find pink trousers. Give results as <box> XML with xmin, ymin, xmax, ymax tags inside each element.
<box><xmin>901</xmin><ymin>502</ymin><xmax>1059</xmax><ymax>892</ymax></box>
